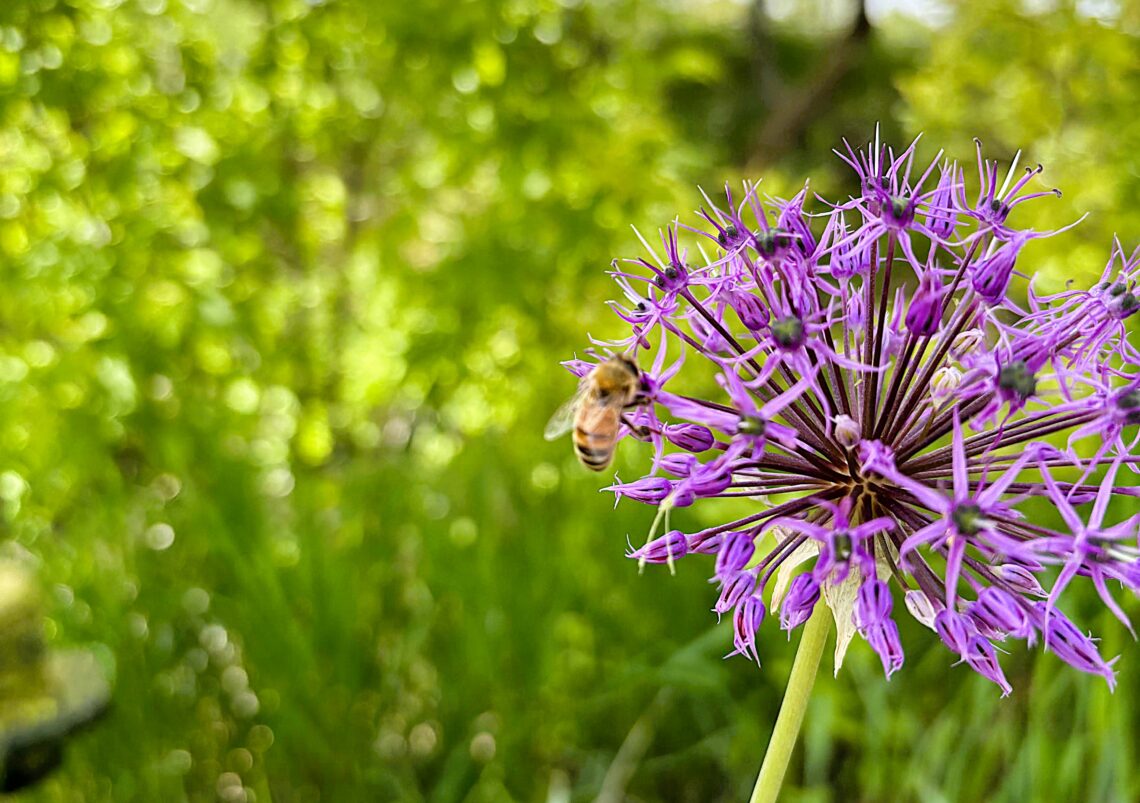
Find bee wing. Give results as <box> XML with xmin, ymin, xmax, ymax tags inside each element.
<box><xmin>544</xmin><ymin>385</ymin><xmax>586</xmax><ymax>441</ymax></box>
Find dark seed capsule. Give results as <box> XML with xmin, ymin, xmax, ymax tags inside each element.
<box><xmin>951</xmin><ymin>503</ymin><xmax>984</xmax><ymax>536</ymax></box>
<box><xmin>771</xmin><ymin>315</ymin><xmax>806</xmax><ymax>349</ymax></box>
<box><xmin>737</xmin><ymin>415</ymin><xmax>766</xmax><ymax>436</ymax></box>
<box><xmin>756</xmin><ymin>231</ymin><xmax>776</xmax><ymax>257</ymax></box>
<box><xmin>1118</xmin><ymin>390</ymin><xmax>1140</xmax><ymax>424</ymax></box>
<box><xmin>998</xmin><ymin>360</ymin><xmax>1036</xmax><ymax>400</ymax></box>
<box><xmin>717</xmin><ymin>223</ymin><xmax>738</xmax><ymax>246</ymax></box>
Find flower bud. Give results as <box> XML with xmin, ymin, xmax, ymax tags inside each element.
<box><xmin>1111</xmin><ymin>291</ymin><xmax>1139</xmax><ymax>319</ymax></box>
<box><xmin>609</xmin><ymin>476</ymin><xmax>673</xmax><ymax>505</ymax></box>
<box><xmin>832</xmin><ymin>246</ymin><xmax>868</xmax><ymax>279</ymax></box>
<box><xmin>1037</xmin><ymin>604</ymin><xmax>1117</xmax><ymax>687</ymax></box>
<box><xmin>777</xmin><ymin>196</ymin><xmax>816</xmax><ymax>256</ymax></box>
<box><xmin>865</xmin><ymin>620</ymin><xmax>905</xmax><ymax>678</ymax></box>
<box><xmin>669</xmin><ymin>486</ymin><xmax>695</xmax><ymax>508</ymax></box>
<box><xmin>855</xmin><ymin>579</ymin><xmax>893</xmax><ymax>628</ymax></box>
<box><xmin>833</xmin><ymin>414</ymin><xmax>861</xmax><ymax>448</ymax></box>
<box><xmin>830</xmin><ymin>219</ymin><xmax>869</xmax><ymax>279</ymax></box>
<box><xmin>971</xmin><ymin>238</ymin><xmax>1026</xmax><ymax>304</ymax></box>
<box><xmin>905</xmin><ymin>272</ymin><xmax>945</xmax><ymax>336</ymax></box>
<box><xmin>847</xmin><ymin>292</ymin><xmax>866</xmax><ymax>332</ymax></box>
<box><xmin>952</xmin><ymin>328</ymin><xmax>986</xmax><ymax>359</ymax></box>
<box><xmin>995</xmin><ymin>563</ymin><xmax>1046</xmax><ymax>597</ymax></box>
<box><xmin>659</xmin><ymin>453</ymin><xmax>698</xmax><ymax>477</ymax></box>
<box><xmin>731</xmin><ymin>291</ymin><xmax>770</xmax><ymax>332</ymax></box>
<box><xmin>931</xmin><ymin>366</ymin><xmax>962</xmax><ymax>402</ymax></box>
<box><xmin>965</xmin><ymin>636</ymin><xmax>1012</xmax><ymax>696</ymax></box>
<box><xmin>732</xmin><ymin>595</ymin><xmax>766</xmax><ymax>662</ymax></box>
<box><xmin>687</xmin><ymin>460</ymin><xmax>733</xmax><ymax>497</ymax></box>
<box><xmin>627</xmin><ymin>530</ymin><xmax>688</xmax><ymax>564</ymax></box>
<box><xmin>651</xmin><ymin>260</ymin><xmax>689</xmax><ymax>293</ymax></box>
<box><xmin>884</xmin><ymin>194</ymin><xmax>916</xmax><ymax>230</ymax></box>
<box><xmin>716</xmin><ymin>532</ymin><xmax>757</xmax><ymax>579</ymax></box>
<box><xmin>715</xmin><ymin>570</ymin><xmax>757</xmax><ymax>616</ymax></box>
<box><xmin>924</xmin><ymin>166</ymin><xmax>958</xmax><ymax>239</ymax></box>
<box><xmin>780</xmin><ymin>573</ymin><xmax>821</xmax><ymax>631</ymax></box>
<box><xmin>971</xmin><ymin>587</ymin><xmax>1032</xmax><ymax>639</ymax></box>
<box><xmin>905</xmin><ymin>590</ymin><xmax>938</xmax><ymax>629</ymax></box>
<box><xmin>664</xmin><ymin>423</ymin><xmax>715</xmax><ymax>453</ymax></box>
<box><xmin>934</xmin><ymin>609</ymin><xmax>973</xmax><ymax>655</ymax></box>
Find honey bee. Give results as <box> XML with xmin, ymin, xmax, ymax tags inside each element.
<box><xmin>544</xmin><ymin>355</ymin><xmax>642</xmax><ymax>471</ymax></box>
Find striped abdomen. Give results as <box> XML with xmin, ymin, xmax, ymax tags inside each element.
<box><xmin>573</xmin><ymin>404</ymin><xmax>621</xmax><ymax>471</ymax></box>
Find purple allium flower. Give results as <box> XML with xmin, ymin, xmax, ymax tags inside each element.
<box><xmin>562</xmin><ymin>133</ymin><xmax>1140</xmax><ymax>694</ymax></box>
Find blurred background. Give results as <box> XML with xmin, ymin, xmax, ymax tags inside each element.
<box><xmin>1</xmin><ymin>0</ymin><xmax>1140</xmax><ymax>801</ymax></box>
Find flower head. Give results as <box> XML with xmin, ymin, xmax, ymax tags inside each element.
<box><xmin>563</xmin><ymin>133</ymin><xmax>1140</xmax><ymax>693</ymax></box>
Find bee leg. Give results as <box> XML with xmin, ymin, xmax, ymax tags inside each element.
<box><xmin>620</xmin><ymin>415</ymin><xmax>654</xmax><ymax>440</ymax></box>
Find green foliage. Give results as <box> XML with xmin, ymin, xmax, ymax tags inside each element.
<box><xmin>898</xmin><ymin>0</ymin><xmax>1140</xmax><ymax>291</ymax></box>
<box><xmin>0</xmin><ymin>0</ymin><xmax>1137</xmax><ymax>801</ymax></box>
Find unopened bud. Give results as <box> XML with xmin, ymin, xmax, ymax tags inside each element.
<box><xmin>716</xmin><ymin>532</ymin><xmax>757</xmax><ymax>579</ymax></box>
<box><xmin>934</xmin><ymin>609</ymin><xmax>974</xmax><ymax>656</ymax></box>
<box><xmin>854</xmin><ymin>579</ymin><xmax>893</xmax><ymax>628</ymax></box>
<box><xmin>924</xmin><ymin>166</ymin><xmax>958</xmax><ymax>239</ymax></box>
<box><xmin>659</xmin><ymin>452</ymin><xmax>697</xmax><ymax>477</ymax></box>
<box><xmin>715</xmin><ymin>570</ymin><xmax>757</xmax><ymax>615</ymax></box>
<box><xmin>833</xmin><ymin>414</ymin><xmax>861</xmax><ymax>448</ymax></box>
<box><xmin>730</xmin><ymin>291</ymin><xmax>769</xmax><ymax>332</ymax></box>
<box><xmin>905</xmin><ymin>272</ymin><xmax>945</xmax><ymax>336</ymax></box>
<box><xmin>664</xmin><ymin>423</ymin><xmax>715</xmax><ymax>453</ymax></box>
<box><xmin>904</xmin><ymin>590</ymin><xmax>938</xmax><ymax>629</ymax></box>
<box><xmin>952</xmin><ymin>328</ymin><xmax>985</xmax><ymax>359</ymax></box>
<box><xmin>964</xmin><ymin>636</ymin><xmax>1012</xmax><ymax>695</ymax></box>
<box><xmin>866</xmin><ymin>620</ymin><xmax>906</xmax><ymax>678</ymax></box>
<box><xmin>848</xmin><ymin>292</ymin><xmax>866</xmax><ymax>332</ymax></box>
<box><xmin>971</xmin><ymin>237</ymin><xmax>1026</xmax><ymax>304</ymax></box>
<box><xmin>995</xmin><ymin>563</ymin><xmax>1046</xmax><ymax>597</ymax></box>
<box><xmin>627</xmin><ymin>530</ymin><xmax>688</xmax><ymax>564</ymax></box>
<box><xmin>931</xmin><ymin>366</ymin><xmax>962</xmax><ymax>402</ymax></box>
<box><xmin>971</xmin><ymin>587</ymin><xmax>1032</xmax><ymax>639</ymax></box>
<box><xmin>779</xmin><ymin>573</ymin><xmax>821</xmax><ymax>631</ymax></box>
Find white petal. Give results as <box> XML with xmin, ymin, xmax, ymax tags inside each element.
<box><xmin>822</xmin><ymin>565</ymin><xmax>862</xmax><ymax>677</ymax></box>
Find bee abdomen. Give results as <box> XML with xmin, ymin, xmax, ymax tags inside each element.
<box><xmin>575</xmin><ymin>442</ymin><xmax>613</xmax><ymax>471</ymax></box>
<box><xmin>573</xmin><ymin>425</ymin><xmax>615</xmax><ymax>470</ymax></box>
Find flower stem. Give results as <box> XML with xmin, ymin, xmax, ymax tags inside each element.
<box><xmin>749</xmin><ymin>603</ymin><xmax>830</xmax><ymax>803</ymax></box>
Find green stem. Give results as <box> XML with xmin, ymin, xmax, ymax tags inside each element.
<box><xmin>749</xmin><ymin>603</ymin><xmax>831</xmax><ymax>803</ymax></box>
